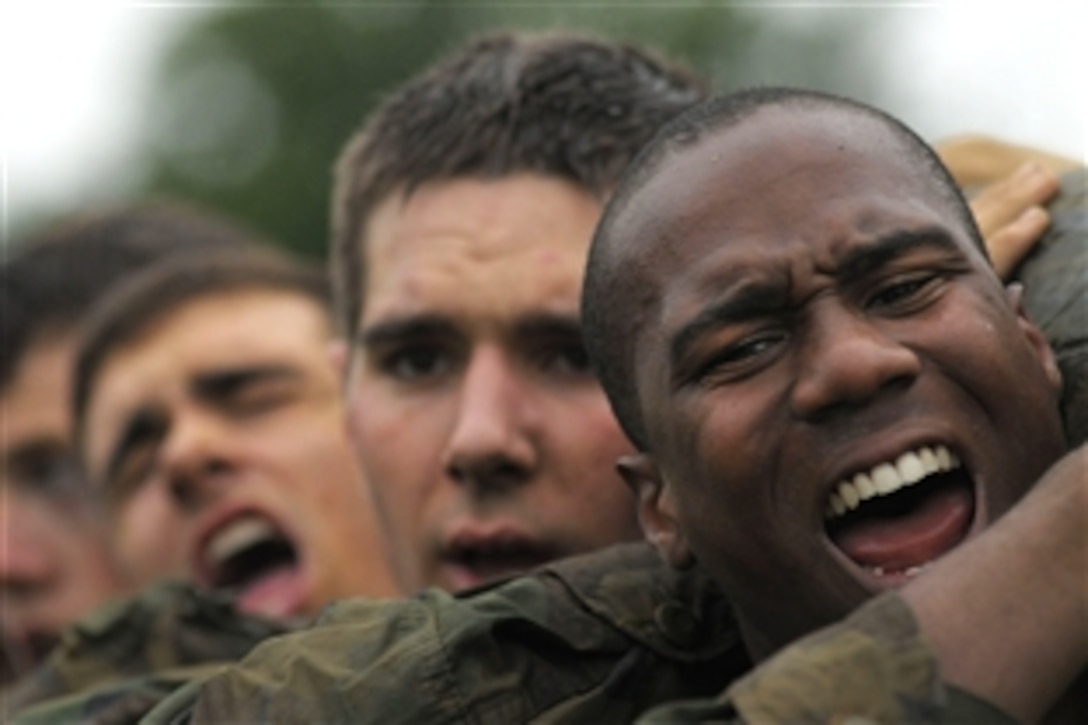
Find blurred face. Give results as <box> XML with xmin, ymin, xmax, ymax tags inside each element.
<box><xmin>617</xmin><ymin>107</ymin><xmax>1066</xmax><ymax>658</ymax></box>
<box><xmin>82</xmin><ymin>289</ymin><xmax>397</xmax><ymax>620</ymax></box>
<box><xmin>344</xmin><ymin>174</ymin><xmax>641</xmax><ymax>593</ymax></box>
<box><xmin>1</xmin><ymin>336</ymin><xmax>125</xmax><ymax>685</ymax></box>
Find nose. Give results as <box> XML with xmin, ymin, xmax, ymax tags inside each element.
<box><xmin>158</xmin><ymin>409</ymin><xmax>236</xmax><ymax>512</ymax></box>
<box><xmin>0</xmin><ymin>502</ymin><xmax>56</xmax><ymax>604</ymax></box>
<box><xmin>790</xmin><ymin>303</ymin><xmax>921</xmax><ymax>422</ymax></box>
<box><xmin>442</xmin><ymin>346</ymin><xmax>538</xmax><ymax>493</ymax></box>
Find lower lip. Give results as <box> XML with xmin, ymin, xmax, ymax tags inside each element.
<box><xmin>234</xmin><ymin>566</ymin><xmax>309</xmax><ymax>618</ymax></box>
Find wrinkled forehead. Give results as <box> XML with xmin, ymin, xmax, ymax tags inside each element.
<box><xmin>610</xmin><ymin>105</ymin><xmax>952</xmax><ymax>285</ymax></box>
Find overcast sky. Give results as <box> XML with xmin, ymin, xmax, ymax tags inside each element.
<box><xmin>2</xmin><ymin>3</ymin><xmax>1084</xmax><ymax>242</ymax></box>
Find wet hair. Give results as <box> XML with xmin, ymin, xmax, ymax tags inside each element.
<box><xmin>330</xmin><ymin>30</ymin><xmax>707</xmax><ymax>339</ymax></box>
<box><xmin>72</xmin><ymin>248</ymin><xmax>330</xmax><ymax>449</ymax></box>
<box><xmin>583</xmin><ymin>86</ymin><xmax>984</xmax><ymax>450</ymax></box>
<box><xmin>1</xmin><ymin>201</ymin><xmax>260</xmax><ymax>393</ymax></box>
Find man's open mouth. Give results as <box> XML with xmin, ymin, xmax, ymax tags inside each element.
<box><xmin>200</xmin><ymin>514</ymin><xmax>306</xmax><ymax>617</ymax></box>
<box><xmin>824</xmin><ymin>444</ymin><xmax>975</xmax><ymax>580</ymax></box>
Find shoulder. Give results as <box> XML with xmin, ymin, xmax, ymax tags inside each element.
<box><xmin>183</xmin><ymin>543</ymin><xmax>750</xmax><ymax>724</ymax></box>
<box><xmin>6</xmin><ymin>580</ymin><xmax>291</xmax><ymax>718</ymax></box>
<box><xmin>1018</xmin><ymin>167</ymin><xmax>1087</xmax><ymax>445</ymax></box>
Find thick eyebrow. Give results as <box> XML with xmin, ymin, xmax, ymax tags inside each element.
<box><xmin>359</xmin><ymin>314</ymin><xmax>458</xmax><ymax>348</ymax></box>
<box><xmin>191</xmin><ymin>365</ymin><xmax>301</xmax><ymax>402</ymax></box>
<box><xmin>669</xmin><ymin>282</ymin><xmax>785</xmax><ymax>376</ymax></box>
<box><xmin>102</xmin><ymin>405</ymin><xmax>168</xmax><ymax>489</ymax></box>
<box><xmin>667</xmin><ymin>226</ymin><xmax>961</xmax><ymax>374</ymax></box>
<box><xmin>836</xmin><ymin>226</ymin><xmax>961</xmax><ymax>281</ymax></box>
<box><xmin>512</xmin><ymin>313</ymin><xmax>582</xmax><ymax>343</ymax></box>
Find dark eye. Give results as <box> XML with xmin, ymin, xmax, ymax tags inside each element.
<box><xmin>536</xmin><ymin>340</ymin><xmax>591</xmax><ymax>376</ymax></box>
<box><xmin>9</xmin><ymin>447</ymin><xmax>86</xmax><ymax>496</ymax></box>
<box><xmin>224</xmin><ymin>377</ymin><xmax>298</xmax><ymax>416</ymax></box>
<box><xmin>108</xmin><ymin>448</ymin><xmax>157</xmax><ymax>504</ymax></box>
<box><xmin>868</xmin><ymin>274</ymin><xmax>941</xmax><ymax>311</ymax></box>
<box><xmin>696</xmin><ymin>330</ymin><xmax>786</xmax><ymax>383</ymax></box>
<box><xmin>379</xmin><ymin>345</ymin><xmax>453</xmax><ymax>383</ymax></box>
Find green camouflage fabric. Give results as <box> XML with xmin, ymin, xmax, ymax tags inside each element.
<box><xmin>145</xmin><ymin>542</ymin><xmax>750</xmax><ymax>723</ymax></box>
<box><xmin>12</xmin><ymin>547</ymin><xmax>1012</xmax><ymax>725</ymax></box>
<box><xmin>144</xmin><ymin>545</ymin><xmax>1008</xmax><ymax>724</ymax></box>
<box><xmin>1016</xmin><ymin>168</ymin><xmax>1087</xmax><ymax>446</ymax></box>
<box><xmin>5</xmin><ymin>580</ymin><xmax>293</xmax><ymax>723</ymax></box>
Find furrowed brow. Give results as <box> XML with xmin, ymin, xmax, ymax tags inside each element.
<box><xmin>359</xmin><ymin>315</ymin><xmax>457</xmax><ymax>348</ymax></box>
<box><xmin>513</xmin><ymin>313</ymin><xmax>582</xmax><ymax>342</ymax></box>
<box><xmin>837</xmin><ymin>226</ymin><xmax>960</xmax><ymax>280</ymax></box>
<box><xmin>669</xmin><ymin>283</ymin><xmax>784</xmax><ymax>374</ymax></box>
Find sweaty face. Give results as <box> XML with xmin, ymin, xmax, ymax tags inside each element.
<box><xmin>344</xmin><ymin>174</ymin><xmax>641</xmax><ymax>593</ymax></box>
<box><xmin>1</xmin><ymin>336</ymin><xmax>125</xmax><ymax>684</ymax></box>
<box><xmin>618</xmin><ymin>107</ymin><xmax>1066</xmax><ymax>658</ymax></box>
<box><xmin>82</xmin><ymin>290</ymin><xmax>397</xmax><ymax>619</ymax></box>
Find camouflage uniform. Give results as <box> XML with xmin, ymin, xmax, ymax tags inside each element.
<box><xmin>5</xmin><ymin>581</ymin><xmax>292</xmax><ymax>723</ymax></box>
<box><xmin>11</xmin><ymin>546</ymin><xmax>1015</xmax><ymax>724</ymax></box>
<box><xmin>165</xmin><ymin>544</ymin><xmax>1018</xmax><ymax>723</ymax></box>
<box><xmin>16</xmin><ymin>543</ymin><xmax>1003</xmax><ymax>724</ymax></box>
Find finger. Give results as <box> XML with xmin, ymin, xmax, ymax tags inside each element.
<box><xmin>971</xmin><ymin>162</ymin><xmax>1060</xmax><ymax>237</ymax></box>
<box><xmin>987</xmin><ymin>206</ymin><xmax>1050</xmax><ymax>280</ymax></box>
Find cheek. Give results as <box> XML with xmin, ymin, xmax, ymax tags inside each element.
<box><xmin>113</xmin><ymin>492</ymin><xmax>186</xmax><ymax>580</ymax></box>
<box><xmin>553</xmin><ymin>393</ymin><xmax>635</xmax><ymax>459</ymax></box>
<box><xmin>346</xmin><ymin>389</ymin><xmax>446</xmax><ymax>527</ymax></box>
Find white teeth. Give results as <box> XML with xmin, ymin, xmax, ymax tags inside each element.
<box><xmin>919</xmin><ymin>448</ymin><xmax>939</xmax><ymax>476</ymax></box>
<box><xmin>206</xmin><ymin>517</ymin><xmax>278</xmax><ymax>566</ymax></box>
<box><xmin>895</xmin><ymin>451</ymin><xmax>926</xmax><ymax>485</ymax></box>
<box><xmin>872</xmin><ymin>464</ymin><xmax>900</xmax><ymax>494</ymax></box>
<box><xmin>854</xmin><ymin>472</ymin><xmax>876</xmax><ymax>499</ymax></box>
<box><xmin>824</xmin><ymin>444</ymin><xmax>961</xmax><ymax>521</ymax></box>
<box><xmin>871</xmin><ymin>564</ymin><xmax>929</xmax><ymax>578</ymax></box>
<box><xmin>839</xmin><ymin>481</ymin><xmax>860</xmax><ymax>511</ymax></box>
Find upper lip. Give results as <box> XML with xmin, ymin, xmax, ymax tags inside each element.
<box><xmin>440</xmin><ymin>521</ymin><xmax>557</xmax><ymax>568</ymax></box>
<box><xmin>190</xmin><ymin>502</ymin><xmax>301</xmax><ymax>590</ymax></box>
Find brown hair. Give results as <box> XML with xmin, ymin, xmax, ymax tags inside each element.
<box><xmin>329</xmin><ymin>30</ymin><xmax>707</xmax><ymax>340</ymax></box>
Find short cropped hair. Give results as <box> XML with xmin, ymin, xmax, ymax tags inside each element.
<box><xmin>1</xmin><ymin>201</ymin><xmax>259</xmax><ymax>392</ymax></box>
<box><xmin>330</xmin><ymin>30</ymin><xmax>707</xmax><ymax>339</ymax></box>
<box><xmin>72</xmin><ymin>249</ymin><xmax>330</xmax><ymax>450</ymax></box>
<box><xmin>583</xmin><ymin>87</ymin><xmax>984</xmax><ymax>450</ymax></box>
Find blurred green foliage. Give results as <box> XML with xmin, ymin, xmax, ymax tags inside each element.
<box><xmin>134</xmin><ymin>2</ymin><xmax>881</xmax><ymax>259</ymax></box>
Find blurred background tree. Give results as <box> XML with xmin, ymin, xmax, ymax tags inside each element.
<box><xmin>7</xmin><ymin>3</ymin><xmax>889</xmax><ymax>258</ymax></box>
<box><xmin>125</xmin><ymin>2</ymin><xmax>882</xmax><ymax>260</ymax></box>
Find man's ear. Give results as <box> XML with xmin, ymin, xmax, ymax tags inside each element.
<box><xmin>618</xmin><ymin>453</ymin><xmax>695</xmax><ymax>569</ymax></box>
<box><xmin>1007</xmin><ymin>283</ymin><xmax>1063</xmax><ymax>393</ymax></box>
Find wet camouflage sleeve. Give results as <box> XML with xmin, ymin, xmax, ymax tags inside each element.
<box><xmin>636</xmin><ymin>593</ymin><xmax>1016</xmax><ymax>724</ymax></box>
<box><xmin>1017</xmin><ymin>168</ymin><xmax>1087</xmax><ymax>446</ymax></box>
<box><xmin>4</xmin><ymin>580</ymin><xmax>291</xmax><ymax>723</ymax></box>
